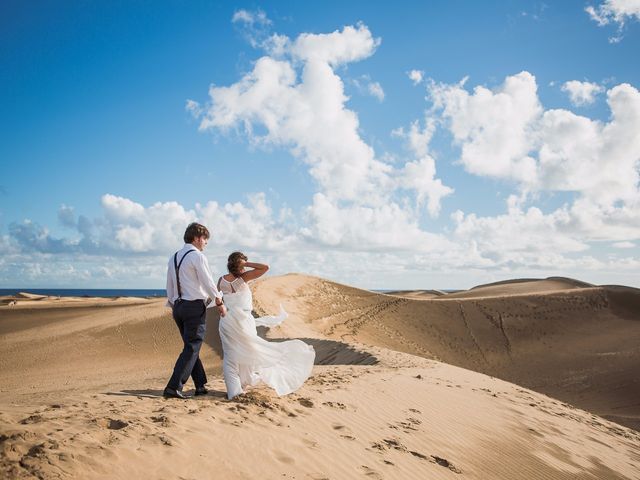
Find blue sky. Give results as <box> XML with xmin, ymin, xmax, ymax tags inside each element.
<box><xmin>1</xmin><ymin>1</ymin><xmax>639</xmax><ymax>289</ymax></box>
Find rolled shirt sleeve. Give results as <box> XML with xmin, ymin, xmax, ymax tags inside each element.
<box><xmin>165</xmin><ymin>257</ymin><xmax>176</xmax><ymax>307</ymax></box>
<box><xmin>196</xmin><ymin>252</ymin><xmax>224</xmax><ymax>301</ymax></box>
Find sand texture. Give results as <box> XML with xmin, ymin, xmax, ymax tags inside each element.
<box><xmin>1</xmin><ymin>275</ymin><xmax>639</xmax><ymax>479</ymax></box>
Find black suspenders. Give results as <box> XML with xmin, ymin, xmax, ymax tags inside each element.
<box><xmin>173</xmin><ymin>249</ymin><xmax>195</xmax><ymax>302</ymax></box>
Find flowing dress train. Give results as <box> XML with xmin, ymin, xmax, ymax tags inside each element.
<box><xmin>218</xmin><ymin>276</ymin><xmax>315</xmax><ymax>399</ymax></box>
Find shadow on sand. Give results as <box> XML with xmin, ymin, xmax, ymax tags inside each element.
<box><xmin>206</xmin><ymin>308</ymin><xmax>378</xmax><ymax>366</ymax></box>
<box><xmin>105</xmin><ymin>388</ymin><xmax>228</xmax><ymax>399</ymax></box>
<box><xmin>269</xmin><ymin>337</ymin><xmax>379</xmax><ymax>366</ymax></box>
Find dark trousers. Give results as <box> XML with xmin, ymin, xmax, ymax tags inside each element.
<box><xmin>166</xmin><ymin>299</ymin><xmax>207</xmax><ymax>391</ymax></box>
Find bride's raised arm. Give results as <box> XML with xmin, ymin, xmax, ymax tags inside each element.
<box><xmin>240</xmin><ymin>261</ymin><xmax>269</xmax><ymax>282</ymax></box>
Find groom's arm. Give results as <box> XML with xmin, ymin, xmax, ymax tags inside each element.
<box><xmin>195</xmin><ymin>253</ymin><xmax>224</xmax><ymax>302</ymax></box>
<box><xmin>165</xmin><ymin>259</ymin><xmax>176</xmax><ymax>308</ymax></box>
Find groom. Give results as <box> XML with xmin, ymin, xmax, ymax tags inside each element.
<box><xmin>164</xmin><ymin>222</ymin><xmax>227</xmax><ymax>399</ymax></box>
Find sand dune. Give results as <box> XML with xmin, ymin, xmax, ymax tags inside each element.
<box><xmin>384</xmin><ymin>289</ymin><xmax>446</xmax><ymax>299</ymax></box>
<box><xmin>15</xmin><ymin>292</ymin><xmax>50</xmax><ymax>300</ymax></box>
<box><xmin>437</xmin><ymin>277</ymin><xmax>592</xmax><ymax>299</ymax></box>
<box><xmin>0</xmin><ymin>276</ymin><xmax>639</xmax><ymax>479</ymax></box>
<box><xmin>386</xmin><ymin>278</ymin><xmax>591</xmax><ymax>300</ymax></box>
<box><xmin>0</xmin><ymin>297</ymin><xmax>212</xmax><ymax>402</ymax></box>
<box><xmin>253</xmin><ymin>274</ymin><xmax>640</xmax><ymax>431</ymax></box>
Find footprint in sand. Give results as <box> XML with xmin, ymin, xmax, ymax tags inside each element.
<box><xmin>150</xmin><ymin>415</ymin><xmax>172</xmax><ymax>427</ymax></box>
<box><xmin>409</xmin><ymin>450</ymin><xmax>428</xmax><ymax>460</ymax></box>
<box><xmin>19</xmin><ymin>414</ymin><xmax>44</xmax><ymax>425</ymax></box>
<box><xmin>331</xmin><ymin>423</ymin><xmax>357</xmax><ymax>440</ymax></box>
<box><xmin>302</xmin><ymin>437</ymin><xmax>319</xmax><ymax>448</ymax></box>
<box><xmin>322</xmin><ymin>401</ymin><xmax>347</xmax><ymax>410</ymax></box>
<box><xmin>274</xmin><ymin>451</ymin><xmax>295</xmax><ymax>464</ymax></box>
<box><xmin>389</xmin><ymin>417</ymin><xmax>421</xmax><ymax>432</ymax></box>
<box><xmin>95</xmin><ymin>418</ymin><xmax>128</xmax><ymax>430</ymax></box>
<box><xmin>430</xmin><ymin>455</ymin><xmax>462</xmax><ymax>474</ymax></box>
<box><xmin>297</xmin><ymin>397</ymin><xmax>314</xmax><ymax>408</ymax></box>
<box><xmin>371</xmin><ymin>438</ymin><xmax>406</xmax><ymax>453</ymax></box>
<box><xmin>408</xmin><ymin>450</ymin><xmax>462</xmax><ymax>474</ymax></box>
<box><xmin>359</xmin><ymin>465</ymin><xmax>382</xmax><ymax>479</ymax></box>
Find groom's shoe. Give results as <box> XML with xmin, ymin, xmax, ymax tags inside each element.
<box><xmin>163</xmin><ymin>387</ymin><xmax>187</xmax><ymax>399</ymax></box>
<box><xmin>194</xmin><ymin>386</ymin><xmax>209</xmax><ymax>396</ymax></box>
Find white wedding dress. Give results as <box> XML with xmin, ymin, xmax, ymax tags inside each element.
<box><xmin>218</xmin><ymin>276</ymin><xmax>315</xmax><ymax>399</ymax></box>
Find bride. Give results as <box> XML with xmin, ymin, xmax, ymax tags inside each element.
<box><xmin>217</xmin><ymin>252</ymin><xmax>315</xmax><ymax>399</ymax></box>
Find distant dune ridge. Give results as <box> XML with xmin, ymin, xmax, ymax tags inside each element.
<box><xmin>1</xmin><ymin>274</ymin><xmax>639</xmax><ymax>479</ymax></box>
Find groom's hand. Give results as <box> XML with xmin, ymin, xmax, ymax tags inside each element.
<box><xmin>217</xmin><ymin>304</ymin><xmax>227</xmax><ymax>317</ymax></box>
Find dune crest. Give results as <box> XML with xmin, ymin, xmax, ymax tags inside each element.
<box><xmin>438</xmin><ymin>277</ymin><xmax>593</xmax><ymax>299</ymax></box>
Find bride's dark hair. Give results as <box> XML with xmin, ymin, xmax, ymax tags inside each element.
<box><xmin>227</xmin><ymin>251</ymin><xmax>248</xmax><ymax>277</ymax></box>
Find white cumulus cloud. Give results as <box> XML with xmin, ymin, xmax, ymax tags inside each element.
<box><xmin>189</xmin><ymin>21</ymin><xmax>452</xmax><ymax>235</ymax></box>
<box><xmin>424</xmin><ymin>72</ymin><xmax>640</xmax><ymax>271</ymax></box>
<box><xmin>290</xmin><ymin>23</ymin><xmax>381</xmax><ymax>67</ymax></box>
<box><xmin>302</xmin><ymin>193</ymin><xmax>450</xmax><ymax>251</ymax></box>
<box><xmin>538</xmin><ymin>83</ymin><xmax>640</xmax><ymax>205</ymax></box>
<box><xmin>408</xmin><ymin>70</ymin><xmax>424</xmax><ymax>85</ymax></box>
<box><xmin>613</xmin><ymin>241</ymin><xmax>636</xmax><ymax>248</ymax></box>
<box><xmin>58</xmin><ymin>204</ymin><xmax>76</xmax><ymax>228</ymax></box>
<box><xmin>232</xmin><ymin>9</ymin><xmax>271</xmax><ymax>26</ymax></box>
<box><xmin>393</xmin><ymin>119</ymin><xmax>454</xmax><ymax>217</ymax></box>
<box><xmin>367</xmin><ymin>81</ymin><xmax>385</xmax><ymax>102</ymax></box>
<box><xmin>452</xmin><ymin>197</ymin><xmax>588</xmax><ymax>260</ymax></box>
<box><xmin>429</xmin><ymin>71</ymin><xmax>542</xmax><ymax>183</ymax></box>
<box><xmin>561</xmin><ymin>80</ymin><xmax>604</xmax><ymax>106</ymax></box>
<box><xmin>430</xmin><ymin>73</ymin><xmax>640</xmax><ymax>210</ymax></box>
<box><xmin>586</xmin><ymin>0</ymin><xmax>640</xmax><ymax>42</ymax></box>
<box><xmin>586</xmin><ymin>0</ymin><xmax>640</xmax><ymax>26</ymax></box>
<box><xmin>231</xmin><ymin>9</ymin><xmax>273</xmax><ymax>49</ymax></box>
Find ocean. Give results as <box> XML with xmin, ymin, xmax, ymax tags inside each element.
<box><xmin>0</xmin><ymin>289</ymin><xmax>166</xmax><ymax>298</ymax></box>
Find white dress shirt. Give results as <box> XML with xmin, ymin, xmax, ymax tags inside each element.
<box><xmin>166</xmin><ymin>244</ymin><xmax>223</xmax><ymax>307</ymax></box>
